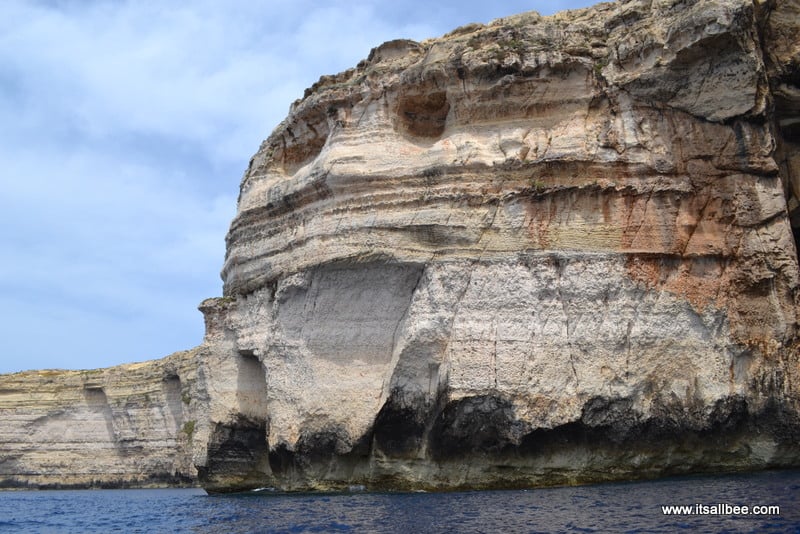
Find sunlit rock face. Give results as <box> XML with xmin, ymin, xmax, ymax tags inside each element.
<box><xmin>2</xmin><ymin>0</ymin><xmax>799</xmax><ymax>493</ymax></box>
<box><xmin>193</xmin><ymin>0</ymin><xmax>800</xmax><ymax>493</ymax></box>
<box><xmin>0</xmin><ymin>352</ymin><xmax>200</xmax><ymax>489</ymax></box>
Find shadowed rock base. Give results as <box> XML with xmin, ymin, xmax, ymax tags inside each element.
<box><xmin>198</xmin><ymin>417</ymin><xmax>271</xmax><ymax>494</ymax></box>
<box><xmin>199</xmin><ymin>393</ymin><xmax>800</xmax><ymax>493</ymax></box>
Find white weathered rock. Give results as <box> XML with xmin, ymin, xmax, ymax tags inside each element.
<box><xmin>2</xmin><ymin>0</ymin><xmax>800</xmax><ymax>492</ymax></box>
<box><xmin>197</xmin><ymin>0</ymin><xmax>800</xmax><ymax>492</ymax></box>
<box><xmin>0</xmin><ymin>351</ymin><xmax>199</xmax><ymax>488</ymax></box>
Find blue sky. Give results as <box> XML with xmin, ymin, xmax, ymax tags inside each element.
<box><xmin>0</xmin><ymin>0</ymin><xmax>596</xmax><ymax>373</ymax></box>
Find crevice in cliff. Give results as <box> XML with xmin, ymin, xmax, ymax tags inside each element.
<box><xmin>429</xmin><ymin>394</ymin><xmax>522</xmax><ymax>461</ymax></box>
<box><xmin>235</xmin><ymin>350</ymin><xmax>269</xmax><ymax>419</ymax></box>
<box><xmin>200</xmin><ymin>415</ymin><xmax>270</xmax><ymax>493</ymax></box>
<box><xmin>82</xmin><ymin>387</ymin><xmax>118</xmax><ymax>446</ymax></box>
<box><xmin>372</xmin><ymin>389</ymin><xmax>433</xmax><ymax>459</ymax></box>
<box><xmin>773</xmin><ymin>126</ymin><xmax>800</xmax><ymax>266</ymax></box>
<box><xmin>756</xmin><ymin>0</ymin><xmax>800</xmax><ymax>266</ymax></box>
<box><xmin>162</xmin><ymin>375</ymin><xmax>184</xmax><ymax>435</ymax></box>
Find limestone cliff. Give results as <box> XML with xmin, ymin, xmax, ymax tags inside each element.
<box><xmin>2</xmin><ymin>0</ymin><xmax>800</xmax><ymax>493</ymax></box>
<box><xmin>0</xmin><ymin>351</ymin><xmax>200</xmax><ymax>489</ymax></box>
<box><xmin>198</xmin><ymin>0</ymin><xmax>800</xmax><ymax>492</ymax></box>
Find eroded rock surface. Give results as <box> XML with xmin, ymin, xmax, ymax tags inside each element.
<box><xmin>0</xmin><ymin>351</ymin><xmax>200</xmax><ymax>489</ymax></box>
<box><xmin>2</xmin><ymin>0</ymin><xmax>800</xmax><ymax>492</ymax></box>
<box><xmin>198</xmin><ymin>0</ymin><xmax>800</xmax><ymax>492</ymax></box>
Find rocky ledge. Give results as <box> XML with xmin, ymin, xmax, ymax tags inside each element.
<box><xmin>3</xmin><ymin>0</ymin><xmax>800</xmax><ymax>493</ymax></box>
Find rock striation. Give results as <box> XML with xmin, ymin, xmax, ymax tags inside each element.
<box><xmin>198</xmin><ymin>0</ymin><xmax>800</xmax><ymax>492</ymax></box>
<box><xmin>2</xmin><ymin>0</ymin><xmax>800</xmax><ymax>492</ymax></box>
<box><xmin>0</xmin><ymin>351</ymin><xmax>200</xmax><ymax>489</ymax></box>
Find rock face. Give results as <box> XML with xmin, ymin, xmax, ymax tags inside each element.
<box><xmin>0</xmin><ymin>351</ymin><xmax>200</xmax><ymax>489</ymax></box>
<box><xmin>2</xmin><ymin>0</ymin><xmax>800</xmax><ymax>493</ymax></box>
<box><xmin>197</xmin><ymin>0</ymin><xmax>800</xmax><ymax>492</ymax></box>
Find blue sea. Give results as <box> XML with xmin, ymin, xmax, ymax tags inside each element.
<box><xmin>0</xmin><ymin>470</ymin><xmax>798</xmax><ymax>533</ymax></box>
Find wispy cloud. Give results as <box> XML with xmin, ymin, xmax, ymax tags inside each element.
<box><xmin>0</xmin><ymin>0</ymin><xmax>595</xmax><ymax>372</ymax></box>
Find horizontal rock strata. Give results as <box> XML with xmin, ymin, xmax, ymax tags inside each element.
<box><xmin>0</xmin><ymin>351</ymin><xmax>200</xmax><ymax>489</ymax></box>
<box><xmin>2</xmin><ymin>0</ymin><xmax>800</xmax><ymax>493</ymax></box>
<box><xmin>199</xmin><ymin>0</ymin><xmax>800</xmax><ymax>492</ymax></box>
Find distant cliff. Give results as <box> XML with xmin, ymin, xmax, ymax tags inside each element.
<box><xmin>0</xmin><ymin>351</ymin><xmax>199</xmax><ymax>489</ymax></box>
<box><xmin>2</xmin><ymin>0</ymin><xmax>800</xmax><ymax>493</ymax></box>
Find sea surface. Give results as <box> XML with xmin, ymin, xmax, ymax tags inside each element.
<box><xmin>0</xmin><ymin>470</ymin><xmax>798</xmax><ymax>533</ymax></box>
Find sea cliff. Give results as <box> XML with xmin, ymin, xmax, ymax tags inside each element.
<box><xmin>2</xmin><ymin>0</ymin><xmax>800</xmax><ymax>492</ymax></box>
<box><xmin>0</xmin><ymin>351</ymin><xmax>199</xmax><ymax>488</ymax></box>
